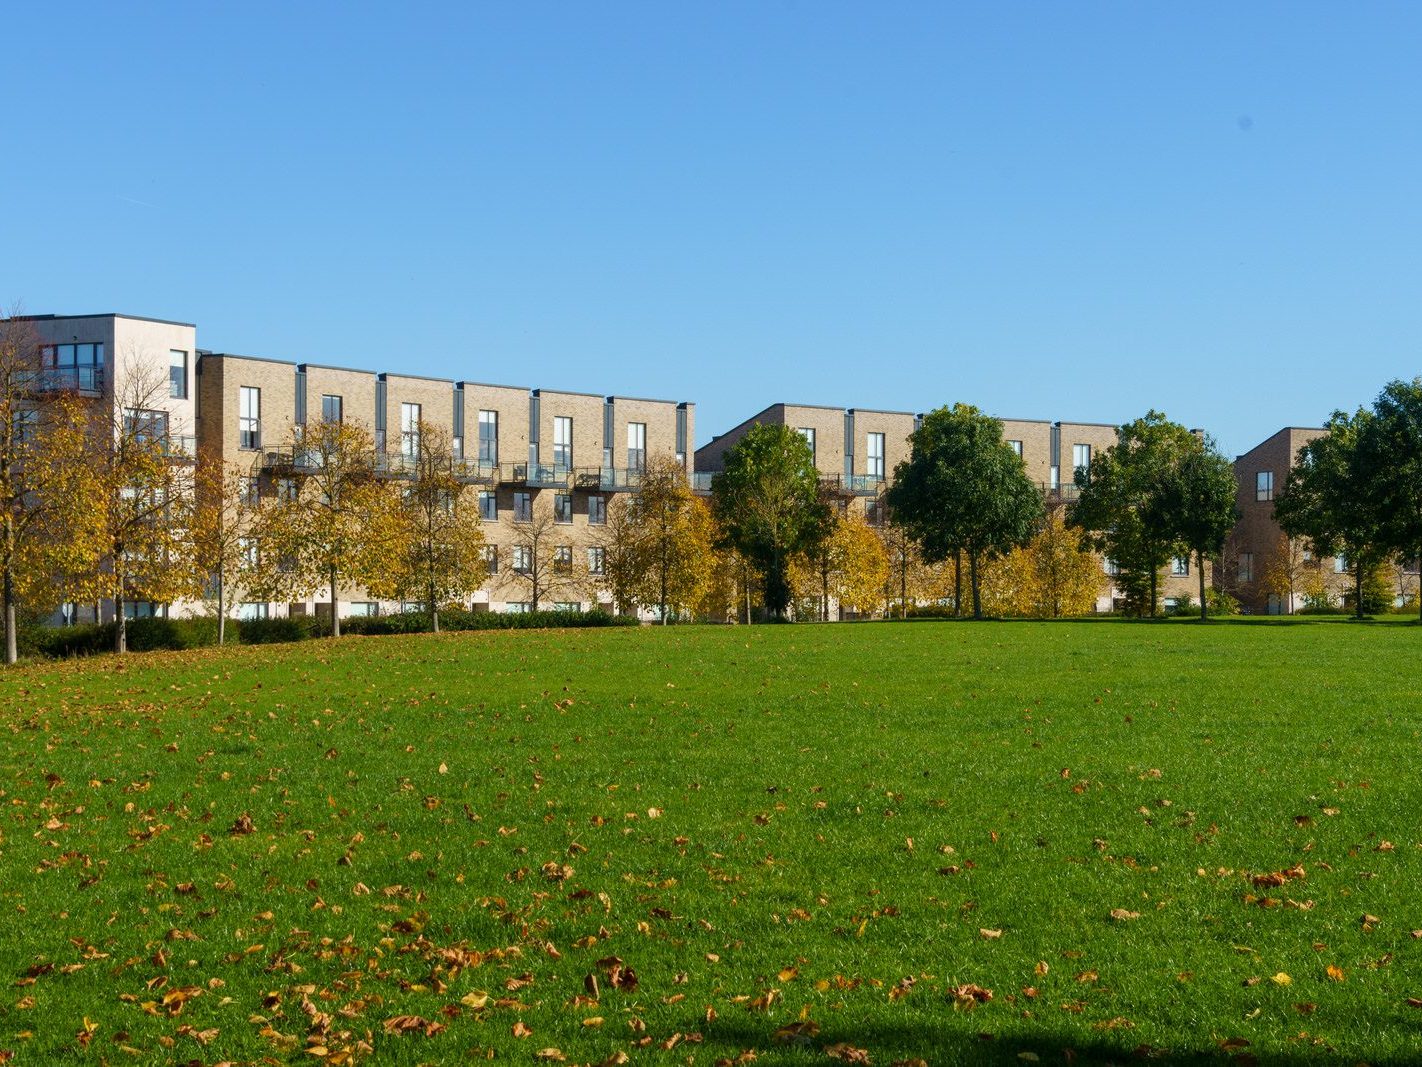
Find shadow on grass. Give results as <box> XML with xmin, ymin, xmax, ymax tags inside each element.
<box><xmin>699</xmin><ymin>1015</ymin><xmax>1416</xmax><ymax>1065</ymax></box>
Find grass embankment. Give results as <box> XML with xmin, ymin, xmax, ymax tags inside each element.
<box><xmin>0</xmin><ymin>621</ymin><xmax>1419</xmax><ymax>1064</ymax></box>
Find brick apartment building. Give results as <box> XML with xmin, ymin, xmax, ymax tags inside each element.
<box><xmin>695</xmin><ymin>402</ymin><xmax>1204</xmax><ymax>613</ymax></box>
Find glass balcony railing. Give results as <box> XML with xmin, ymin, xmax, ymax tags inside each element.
<box><xmin>844</xmin><ymin>473</ymin><xmax>884</xmax><ymax>495</ymax></box>
<box><xmin>691</xmin><ymin>471</ymin><xmax>716</xmax><ymax>493</ymax></box>
<box><xmin>20</xmin><ymin>366</ymin><xmax>106</xmax><ymax>393</ymax></box>
<box><xmin>574</xmin><ymin>466</ymin><xmax>644</xmax><ymax>491</ymax></box>
<box><xmin>509</xmin><ymin>462</ymin><xmax>570</xmax><ymax>488</ymax></box>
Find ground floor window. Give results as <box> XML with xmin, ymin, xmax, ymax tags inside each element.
<box><xmin>505</xmin><ymin>602</ymin><xmax>532</xmax><ymax>614</ymax></box>
<box><xmin>347</xmin><ymin>602</ymin><xmax>378</xmax><ymax>617</ymax></box>
<box><xmin>237</xmin><ymin>602</ymin><xmax>269</xmax><ymax>620</ymax></box>
<box><xmin>553</xmin><ymin>601</ymin><xmax>582</xmax><ymax>612</ymax></box>
<box><xmin>123</xmin><ymin>601</ymin><xmax>163</xmax><ymax>619</ymax></box>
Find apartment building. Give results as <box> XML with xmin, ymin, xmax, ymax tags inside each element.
<box><xmin>1225</xmin><ymin>426</ymin><xmax>1359</xmax><ymax>614</ymax></box>
<box><xmin>198</xmin><ymin>352</ymin><xmax>693</xmax><ymax>618</ymax></box>
<box><xmin>695</xmin><ymin>403</ymin><xmax>1203</xmax><ymax>613</ymax></box>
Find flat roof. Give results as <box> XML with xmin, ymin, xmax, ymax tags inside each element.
<box><xmin>17</xmin><ymin>312</ymin><xmax>197</xmax><ymax>328</ymax></box>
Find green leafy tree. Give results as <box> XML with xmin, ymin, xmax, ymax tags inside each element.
<box><xmin>1274</xmin><ymin>409</ymin><xmax>1387</xmax><ymax>620</ymax></box>
<box><xmin>711</xmin><ymin>424</ymin><xmax>824</xmax><ymax>620</ymax></box>
<box><xmin>628</xmin><ymin>454</ymin><xmax>714</xmax><ymax>624</ymax></box>
<box><xmin>1158</xmin><ymin>437</ymin><xmax>1239</xmax><ymax>620</ymax></box>
<box><xmin>885</xmin><ymin>403</ymin><xmax>1044</xmax><ymax>619</ymax></box>
<box><xmin>1069</xmin><ymin>411</ymin><xmax>1196</xmax><ymax>617</ymax></box>
<box><xmin>1367</xmin><ymin>378</ymin><xmax>1422</xmax><ymax>620</ymax></box>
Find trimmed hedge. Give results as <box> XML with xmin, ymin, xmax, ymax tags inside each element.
<box><xmin>18</xmin><ymin>608</ymin><xmax>636</xmax><ymax>660</ymax></box>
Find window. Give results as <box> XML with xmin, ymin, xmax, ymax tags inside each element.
<box><xmin>587</xmin><ymin>494</ymin><xmax>606</xmax><ymax>526</ymax></box>
<box><xmin>239</xmin><ymin>536</ymin><xmax>259</xmax><ymax>569</ymax></box>
<box><xmin>1256</xmin><ymin>470</ymin><xmax>1274</xmax><ymax>502</ymax></box>
<box><xmin>169</xmin><ymin>350</ymin><xmax>187</xmax><ymax>399</ymax></box>
<box><xmin>478</xmin><ymin>410</ymin><xmax>498</xmax><ymax>465</ymax></box>
<box><xmin>237</xmin><ymin>602</ymin><xmax>269</xmax><ymax>621</ymax></box>
<box><xmin>123</xmin><ymin>602</ymin><xmax>160</xmax><ymax>620</ymax></box>
<box><xmin>514</xmin><ymin>492</ymin><xmax>532</xmax><ymax>522</ymax></box>
<box><xmin>512</xmin><ymin>546</ymin><xmax>531</xmax><ymax>573</ymax></box>
<box><xmin>1335</xmin><ymin>555</ymin><xmax>1348</xmax><ymax>573</ymax></box>
<box><xmin>13</xmin><ymin>408</ymin><xmax>37</xmax><ymax>443</ymax></box>
<box><xmin>627</xmin><ymin>422</ymin><xmax>646</xmax><ymax>471</ymax></box>
<box><xmin>123</xmin><ymin>407</ymin><xmax>168</xmax><ymax>443</ymax></box>
<box><xmin>239</xmin><ymin>387</ymin><xmax>261</xmax><ymax>450</ymax></box>
<box><xmin>587</xmin><ymin>546</ymin><xmax>605</xmax><ymax>575</ymax></box>
<box><xmin>277</xmin><ymin>477</ymin><xmax>298</xmax><ymax>502</ymax></box>
<box><xmin>482</xmin><ymin>546</ymin><xmax>498</xmax><ymax>575</ymax></box>
<box><xmin>44</xmin><ymin>342</ymin><xmax>104</xmax><ymax>390</ymax></box>
<box><xmin>553</xmin><ymin>416</ymin><xmax>573</xmax><ymax>472</ymax></box>
<box><xmin>1239</xmin><ymin>552</ymin><xmax>1253</xmax><ymax>583</ymax></box>
<box><xmin>1171</xmin><ymin>557</ymin><xmax>1189</xmax><ymax>577</ymax></box>
<box><xmin>1006</xmin><ymin>440</ymin><xmax>1023</xmax><ymax>458</ymax></box>
<box><xmin>479</xmin><ymin>490</ymin><xmax>497</xmax><ymax>521</ymax></box>
<box><xmin>504</xmin><ymin>601</ymin><xmax>531</xmax><ymax>614</ymax></box>
<box><xmin>1050</xmin><ymin>465</ymin><xmax>1060</xmax><ymax>490</ymax></box>
<box><xmin>553</xmin><ymin>602</ymin><xmax>581</xmax><ymax>612</ymax></box>
<box><xmin>554</xmin><ymin>546</ymin><xmax>573</xmax><ymax>573</ymax></box>
<box><xmin>400</xmin><ymin>402</ymin><xmax>421</xmax><ymax>457</ymax></box>
<box><xmin>1103</xmin><ymin>558</ymin><xmax>1120</xmax><ymax>576</ymax></box>
<box><xmin>798</xmin><ymin>427</ymin><xmax>816</xmax><ymax>463</ymax></box>
<box><xmin>554</xmin><ymin>492</ymin><xmax>572</xmax><ymax>523</ymax></box>
<box><xmin>865</xmin><ymin>498</ymin><xmax>885</xmax><ymax>526</ymax></box>
<box><xmin>1073</xmin><ymin>444</ymin><xmax>1091</xmax><ymax>474</ymax></box>
<box><xmin>240</xmin><ymin>476</ymin><xmax>259</xmax><ymax>506</ymax></box>
<box><xmin>347</xmin><ymin>602</ymin><xmax>378</xmax><ymax>617</ymax></box>
<box><xmin>322</xmin><ymin>394</ymin><xmax>343</xmax><ymax>423</ymax></box>
<box><xmin>867</xmin><ymin>432</ymin><xmax>885</xmax><ymax>479</ymax></box>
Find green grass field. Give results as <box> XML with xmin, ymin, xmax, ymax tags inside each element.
<box><xmin>1</xmin><ymin>620</ymin><xmax>1420</xmax><ymax>1065</ymax></box>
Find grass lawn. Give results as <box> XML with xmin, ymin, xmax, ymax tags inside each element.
<box><xmin>1</xmin><ymin>619</ymin><xmax>1420</xmax><ymax>1065</ymax></box>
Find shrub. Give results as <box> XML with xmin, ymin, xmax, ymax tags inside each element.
<box><xmin>234</xmin><ymin>615</ymin><xmax>329</xmax><ymax>644</ymax></box>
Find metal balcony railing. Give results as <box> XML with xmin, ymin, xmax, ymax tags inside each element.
<box><xmin>454</xmin><ymin>459</ymin><xmax>500</xmax><ymax>484</ymax></box>
<box><xmin>576</xmin><ymin>466</ymin><xmax>644</xmax><ymax>491</ymax></box>
<box><xmin>1041</xmin><ymin>482</ymin><xmax>1082</xmax><ymax>503</ymax></box>
<box><xmin>20</xmin><ymin>366</ymin><xmax>106</xmax><ymax>394</ymax></box>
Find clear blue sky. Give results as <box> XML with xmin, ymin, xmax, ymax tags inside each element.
<box><xmin>5</xmin><ymin>2</ymin><xmax>1421</xmax><ymax>456</ymax></box>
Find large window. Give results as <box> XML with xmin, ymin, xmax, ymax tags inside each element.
<box><xmin>587</xmin><ymin>494</ymin><xmax>606</xmax><ymax>526</ymax></box>
<box><xmin>400</xmin><ymin>402</ymin><xmax>421</xmax><ymax>457</ymax></box>
<box><xmin>237</xmin><ymin>603</ymin><xmax>269</xmax><ymax>621</ymax></box>
<box><xmin>479</xmin><ymin>490</ymin><xmax>497</xmax><ymax>521</ymax></box>
<box><xmin>1073</xmin><ymin>443</ymin><xmax>1091</xmax><ymax>475</ymax></box>
<box><xmin>627</xmin><ymin>422</ymin><xmax>646</xmax><ymax>471</ymax></box>
<box><xmin>123</xmin><ymin>407</ymin><xmax>168</xmax><ymax>443</ymax></box>
<box><xmin>865</xmin><ymin>498</ymin><xmax>885</xmax><ymax>526</ymax></box>
<box><xmin>1239</xmin><ymin>552</ymin><xmax>1253</xmax><ymax>583</ymax></box>
<box><xmin>1171</xmin><ymin>557</ymin><xmax>1190</xmax><ymax>577</ymax></box>
<box><xmin>587</xmin><ymin>546</ymin><xmax>605</xmax><ymax>575</ymax></box>
<box><xmin>482</xmin><ymin>545</ymin><xmax>499</xmax><ymax>575</ymax></box>
<box><xmin>1256</xmin><ymin>470</ymin><xmax>1274</xmax><ymax>502</ymax></box>
<box><xmin>513</xmin><ymin>492</ymin><xmax>532</xmax><ymax>522</ymax></box>
<box><xmin>553</xmin><ymin>416</ymin><xmax>573</xmax><ymax>472</ymax></box>
<box><xmin>478</xmin><ymin>410</ymin><xmax>498</xmax><ymax>465</ymax></box>
<box><xmin>322</xmin><ymin>394</ymin><xmax>343</xmax><ymax>423</ymax></box>
<box><xmin>169</xmin><ymin>350</ymin><xmax>187</xmax><ymax>399</ymax></box>
<box><xmin>512</xmin><ymin>546</ymin><xmax>531</xmax><ymax>573</ymax></box>
<box><xmin>1006</xmin><ymin>440</ymin><xmax>1023</xmax><ymax>458</ymax></box>
<box><xmin>43</xmin><ymin>343</ymin><xmax>104</xmax><ymax>390</ymax></box>
<box><xmin>554</xmin><ymin>492</ymin><xmax>572</xmax><ymax>524</ymax></box>
<box><xmin>554</xmin><ymin>546</ymin><xmax>573</xmax><ymax>573</ymax></box>
<box><xmin>239</xmin><ymin>386</ymin><xmax>261</xmax><ymax>450</ymax></box>
<box><xmin>798</xmin><ymin>427</ymin><xmax>816</xmax><ymax>463</ymax></box>
<box><xmin>867</xmin><ymin>432</ymin><xmax>885</xmax><ymax>479</ymax></box>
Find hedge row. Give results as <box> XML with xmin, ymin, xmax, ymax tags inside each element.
<box><xmin>22</xmin><ymin>609</ymin><xmax>636</xmax><ymax>660</ymax></box>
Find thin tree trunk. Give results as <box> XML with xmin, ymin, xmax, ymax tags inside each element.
<box><xmin>954</xmin><ymin>550</ymin><xmax>962</xmax><ymax>617</ymax></box>
<box><xmin>430</xmin><ymin>578</ymin><xmax>439</xmax><ymax>633</ymax></box>
<box><xmin>1198</xmin><ymin>550</ymin><xmax>1207</xmax><ymax>622</ymax></box>
<box><xmin>899</xmin><ymin>553</ymin><xmax>906</xmax><ymax>619</ymax></box>
<box><xmin>660</xmin><ymin>545</ymin><xmax>669</xmax><ymax>625</ymax></box>
<box><xmin>3</xmin><ymin>564</ymin><xmax>16</xmax><ymax>665</ymax></box>
<box><xmin>1355</xmin><ymin>561</ymin><xmax>1364</xmax><ymax>620</ymax></box>
<box><xmin>969</xmin><ymin>550</ymin><xmax>983</xmax><ymax>620</ymax></box>
<box><xmin>114</xmin><ymin>554</ymin><xmax>127</xmax><ymax>653</ymax></box>
<box><xmin>217</xmin><ymin>566</ymin><xmax>226</xmax><ymax>646</ymax></box>
<box><xmin>330</xmin><ymin>568</ymin><xmax>341</xmax><ymax>637</ymax></box>
<box><xmin>1149</xmin><ymin>567</ymin><xmax>1158</xmax><ymax>618</ymax></box>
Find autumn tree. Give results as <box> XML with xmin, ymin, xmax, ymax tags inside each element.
<box><xmin>1005</xmin><ymin>504</ymin><xmax>1104</xmax><ymax>617</ymax></box>
<box><xmin>885</xmin><ymin>404</ymin><xmax>1043</xmax><ymax>619</ymax></box>
<box><xmin>597</xmin><ymin>494</ymin><xmax>647</xmax><ymax>616</ymax></box>
<box><xmin>876</xmin><ymin>518</ymin><xmax>950</xmax><ymax>618</ymax></box>
<box><xmin>499</xmin><ymin>495</ymin><xmax>589</xmax><ymax>611</ymax></box>
<box><xmin>73</xmin><ymin>365</ymin><xmax>204</xmax><ymax>653</ymax></box>
<box><xmin>1261</xmin><ymin>533</ymin><xmax>1312</xmax><ymax>615</ymax></box>
<box><xmin>0</xmin><ymin>313</ymin><xmax>97</xmax><ymax>661</ymax></box>
<box><xmin>1274</xmin><ymin>408</ymin><xmax>1387</xmax><ymax>620</ymax></box>
<box><xmin>365</xmin><ymin>424</ymin><xmax>485</xmax><ymax>632</ymax></box>
<box><xmin>698</xmin><ymin>535</ymin><xmax>758</xmax><ymax>624</ymax></box>
<box><xmin>625</xmin><ymin>455</ymin><xmax>714</xmax><ymax>623</ymax></box>
<box><xmin>711</xmin><ymin>424</ymin><xmax>825</xmax><ymax>621</ymax></box>
<box><xmin>1069</xmin><ymin>411</ymin><xmax>1197</xmax><ymax>617</ymax></box>
<box><xmin>191</xmin><ymin>457</ymin><xmax>262</xmax><ymax>644</ymax></box>
<box><xmin>255</xmin><ymin>418</ymin><xmax>398</xmax><ymax>637</ymax></box>
<box><xmin>792</xmin><ymin>507</ymin><xmax>888</xmax><ymax>620</ymax></box>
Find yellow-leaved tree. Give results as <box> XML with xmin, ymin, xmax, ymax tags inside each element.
<box><xmin>792</xmin><ymin>508</ymin><xmax>889</xmax><ymax>620</ymax></box>
<box><xmin>876</xmin><ymin>518</ymin><xmax>952</xmax><ymax>617</ymax></box>
<box><xmin>253</xmin><ymin>418</ymin><xmax>400</xmax><ymax>637</ymax></box>
<box><xmin>365</xmin><ymin>424</ymin><xmax>485</xmax><ymax>631</ymax></box>
<box><xmin>191</xmin><ymin>457</ymin><xmax>263</xmax><ymax>644</ymax></box>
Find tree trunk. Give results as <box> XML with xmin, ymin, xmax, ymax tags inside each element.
<box><xmin>115</xmin><ymin>598</ymin><xmax>126</xmax><ymax>653</ymax></box>
<box><xmin>1354</xmin><ymin>560</ymin><xmax>1364</xmax><ymax>620</ymax></box>
<box><xmin>660</xmin><ymin>546</ymin><xmax>669</xmax><ymax>625</ymax></box>
<box><xmin>1197</xmin><ymin>549</ymin><xmax>1208</xmax><ymax>622</ymax></box>
<box><xmin>821</xmin><ymin>561</ymin><xmax>829</xmax><ymax>623</ymax></box>
<box><xmin>430</xmin><ymin>578</ymin><xmax>440</xmax><ymax>634</ymax></box>
<box><xmin>899</xmin><ymin>554</ymin><xmax>906</xmax><ymax>619</ymax></box>
<box><xmin>330</xmin><ymin>568</ymin><xmax>342</xmax><ymax>637</ymax></box>
<box><xmin>969</xmin><ymin>550</ymin><xmax>983</xmax><ymax>620</ymax></box>
<box><xmin>1149</xmin><ymin>566</ymin><xmax>1158</xmax><ymax>618</ymax></box>
<box><xmin>953</xmin><ymin>550</ymin><xmax>962</xmax><ymax>617</ymax></box>
<box><xmin>217</xmin><ymin>566</ymin><xmax>226</xmax><ymax>646</ymax></box>
<box><xmin>3</xmin><ymin>564</ymin><xmax>16</xmax><ymax>665</ymax></box>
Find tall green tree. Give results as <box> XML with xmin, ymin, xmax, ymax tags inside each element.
<box><xmin>1273</xmin><ymin>409</ymin><xmax>1387</xmax><ymax>620</ymax></box>
<box><xmin>1367</xmin><ymin>378</ymin><xmax>1422</xmax><ymax>620</ymax></box>
<box><xmin>710</xmin><ymin>424</ymin><xmax>824</xmax><ymax>620</ymax></box>
<box><xmin>885</xmin><ymin>404</ymin><xmax>1044</xmax><ymax>619</ymax></box>
<box><xmin>1158</xmin><ymin>437</ymin><xmax>1239</xmax><ymax>620</ymax></box>
<box><xmin>1069</xmin><ymin>411</ymin><xmax>1195</xmax><ymax>617</ymax></box>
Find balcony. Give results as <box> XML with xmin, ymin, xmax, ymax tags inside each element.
<box><xmin>819</xmin><ymin>473</ymin><xmax>883</xmax><ymax>497</ymax></box>
<box><xmin>1041</xmin><ymin>482</ymin><xmax>1082</xmax><ymax>504</ymax></box>
<box><xmin>160</xmin><ymin>434</ymin><xmax>197</xmax><ymax>460</ymax></box>
<box><xmin>20</xmin><ymin>366</ymin><xmax>106</xmax><ymax>395</ymax></box>
<box><xmin>575</xmin><ymin>466</ymin><xmax>644</xmax><ymax>492</ymax></box>
<box><xmin>261</xmin><ymin>448</ymin><xmax>323</xmax><ymax>473</ymax></box>
<box><xmin>504</xmin><ymin>462</ymin><xmax>571</xmax><ymax>489</ymax></box>
<box><xmin>691</xmin><ymin>471</ymin><xmax>716</xmax><ymax>494</ymax></box>
<box><xmin>453</xmin><ymin>459</ymin><xmax>500</xmax><ymax>484</ymax></box>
